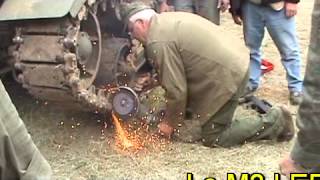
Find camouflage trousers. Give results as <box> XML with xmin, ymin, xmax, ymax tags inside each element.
<box><xmin>290</xmin><ymin>0</ymin><xmax>320</xmax><ymax>171</ymax></box>
<box><xmin>176</xmin><ymin>73</ymin><xmax>286</xmax><ymax>148</ymax></box>
<box><xmin>0</xmin><ymin>80</ymin><xmax>52</xmax><ymax>180</ymax></box>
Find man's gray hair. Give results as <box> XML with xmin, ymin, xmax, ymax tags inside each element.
<box><xmin>129</xmin><ymin>9</ymin><xmax>156</xmax><ymax>23</ymax></box>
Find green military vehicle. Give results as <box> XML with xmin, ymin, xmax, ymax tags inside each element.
<box><xmin>0</xmin><ymin>0</ymin><xmax>152</xmax><ymax>118</ymax></box>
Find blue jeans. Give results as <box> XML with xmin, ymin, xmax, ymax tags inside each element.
<box><xmin>242</xmin><ymin>2</ymin><xmax>303</xmax><ymax>92</ymax></box>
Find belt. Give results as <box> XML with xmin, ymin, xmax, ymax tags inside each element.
<box><xmin>247</xmin><ymin>0</ymin><xmax>284</xmax><ymax>10</ymax></box>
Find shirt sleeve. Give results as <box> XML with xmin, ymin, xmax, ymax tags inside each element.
<box><xmin>146</xmin><ymin>42</ymin><xmax>187</xmax><ymax>127</ymax></box>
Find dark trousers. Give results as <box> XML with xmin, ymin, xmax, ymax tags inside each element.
<box><xmin>291</xmin><ymin>0</ymin><xmax>320</xmax><ymax>170</ymax></box>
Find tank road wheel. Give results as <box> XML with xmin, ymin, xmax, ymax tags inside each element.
<box><xmin>75</xmin><ymin>10</ymin><xmax>102</xmax><ymax>89</ymax></box>
<box><xmin>94</xmin><ymin>38</ymin><xmax>135</xmax><ymax>88</ymax></box>
<box><xmin>7</xmin><ymin>4</ymin><xmax>139</xmax><ymax>113</ymax></box>
<box><xmin>72</xmin><ymin>9</ymin><xmax>136</xmax><ymax>111</ymax></box>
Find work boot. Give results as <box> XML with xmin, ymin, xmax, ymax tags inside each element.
<box><xmin>289</xmin><ymin>91</ymin><xmax>302</xmax><ymax>105</ymax></box>
<box><xmin>255</xmin><ymin>106</ymin><xmax>293</xmax><ymax>141</ymax></box>
<box><xmin>276</xmin><ymin>106</ymin><xmax>295</xmax><ymax>142</ymax></box>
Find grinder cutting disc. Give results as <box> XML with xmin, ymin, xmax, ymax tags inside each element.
<box><xmin>112</xmin><ymin>86</ymin><xmax>140</xmax><ymax>120</ymax></box>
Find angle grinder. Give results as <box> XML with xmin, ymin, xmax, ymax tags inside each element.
<box><xmin>111</xmin><ymin>86</ymin><xmax>140</xmax><ymax>120</ymax></box>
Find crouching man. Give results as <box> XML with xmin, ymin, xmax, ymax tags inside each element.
<box><xmin>120</xmin><ymin>1</ymin><xmax>294</xmax><ymax>147</ymax></box>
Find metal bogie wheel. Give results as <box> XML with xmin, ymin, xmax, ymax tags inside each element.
<box><xmin>76</xmin><ymin>10</ymin><xmax>102</xmax><ymax>89</ymax></box>
<box><xmin>93</xmin><ymin>37</ymin><xmax>135</xmax><ymax>88</ymax></box>
<box><xmin>114</xmin><ymin>43</ymin><xmax>136</xmax><ymax>87</ymax></box>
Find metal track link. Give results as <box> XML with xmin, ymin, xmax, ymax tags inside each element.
<box><xmin>11</xmin><ymin>15</ymin><xmax>112</xmax><ymax>112</ymax></box>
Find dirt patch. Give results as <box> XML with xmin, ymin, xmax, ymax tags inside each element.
<box><xmin>3</xmin><ymin>1</ymin><xmax>314</xmax><ymax>179</ymax></box>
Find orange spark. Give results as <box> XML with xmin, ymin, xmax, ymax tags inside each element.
<box><xmin>111</xmin><ymin>112</ymin><xmax>170</xmax><ymax>154</ymax></box>
<box><xmin>112</xmin><ymin>113</ymin><xmax>133</xmax><ymax>149</ymax></box>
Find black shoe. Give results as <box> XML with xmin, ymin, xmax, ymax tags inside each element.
<box><xmin>240</xmin><ymin>86</ymin><xmax>257</xmax><ymax>98</ymax></box>
<box><xmin>289</xmin><ymin>91</ymin><xmax>302</xmax><ymax>105</ymax></box>
<box><xmin>277</xmin><ymin>106</ymin><xmax>295</xmax><ymax>142</ymax></box>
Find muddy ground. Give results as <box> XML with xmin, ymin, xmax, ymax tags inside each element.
<box><xmin>2</xmin><ymin>1</ymin><xmax>314</xmax><ymax>180</ymax></box>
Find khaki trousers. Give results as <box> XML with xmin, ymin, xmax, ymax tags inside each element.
<box><xmin>0</xmin><ymin>80</ymin><xmax>52</xmax><ymax>180</ymax></box>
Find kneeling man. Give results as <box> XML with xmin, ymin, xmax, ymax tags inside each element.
<box><xmin>121</xmin><ymin>1</ymin><xmax>294</xmax><ymax>147</ymax></box>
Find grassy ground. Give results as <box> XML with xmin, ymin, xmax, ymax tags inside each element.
<box><xmin>4</xmin><ymin>1</ymin><xmax>314</xmax><ymax>179</ymax></box>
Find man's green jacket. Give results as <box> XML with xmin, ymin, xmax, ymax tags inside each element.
<box><xmin>145</xmin><ymin>12</ymin><xmax>249</xmax><ymax>127</ymax></box>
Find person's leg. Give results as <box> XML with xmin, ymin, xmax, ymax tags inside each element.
<box><xmin>265</xmin><ymin>8</ymin><xmax>303</xmax><ymax>94</ymax></box>
<box><xmin>173</xmin><ymin>0</ymin><xmax>194</xmax><ymax>12</ymax></box>
<box><xmin>280</xmin><ymin>2</ymin><xmax>320</xmax><ymax>175</ymax></box>
<box><xmin>242</xmin><ymin>2</ymin><xmax>266</xmax><ymax>91</ymax></box>
<box><xmin>0</xmin><ymin>80</ymin><xmax>52</xmax><ymax>180</ymax></box>
<box><xmin>196</xmin><ymin>0</ymin><xmax>220</xmax><ymax>25</ymax></box>
<box><xmin>202</xmin><ymin>104</ymin><xmax>293</xmax><ymax>148</ymax></box>
<box><xmin>202</xmin><ymin>74</ymin><xmax>294</xmax><ymax>148</ymax></box>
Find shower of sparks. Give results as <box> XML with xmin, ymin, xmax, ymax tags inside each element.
<box><xmin>112</xmin><ymin>113</ymin><xmax>134</xmax><ymax>149</ymax></box>
<box><xmin>111</xmin><ymin>112</ymin><xmax>170</xmax><ymax>154</ymax></box>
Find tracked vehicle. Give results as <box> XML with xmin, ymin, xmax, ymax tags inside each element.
<box><xmin>0</xmin><ymin>0</ymin><xmax>152</xmax><ymax>118</ymax></box>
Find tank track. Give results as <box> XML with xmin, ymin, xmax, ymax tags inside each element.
<box><xmin>10</xmin><ymin>12</ymin><xmax>123</xmax><ymax>112</ymax></box>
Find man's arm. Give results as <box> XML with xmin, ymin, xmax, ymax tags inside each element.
<box><xmin>229</xmin><ymin>0</ymin><xmax>243</xmax><ymax>25</ymax></box>
<box><xmin>147</xmin><ymin>42</ymin><xmax>187</xmax><ymax>135</ymax></box>
<box><xmin>218</xmin><ymin>0</ymin><xmax>230</xmax><ymax>12</ymax></box>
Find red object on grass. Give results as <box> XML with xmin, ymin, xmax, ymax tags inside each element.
<box><xmin>261</xmin><ymin>59</ymin><xmax>274</xmax><ymax>74</ymax></box>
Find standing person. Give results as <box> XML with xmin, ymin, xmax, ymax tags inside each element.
<box><xmin>120</xmin><ymin>1</ymin><xmax>295</xmax><ymax>147</ymax></box>
<box><xmin>0</xmin><ymin>80</ymin><xmax>52</xmax><ymax>180</ymax></box>
<box><xmin>279</xmin><ymin>0</ymin><xmax>320</xmax><ymax>175</ymax></box>
<box><xmin>171</xmin><ymin>0</ymin><xmax>229</xmax><ymax>25</ymax></box>
<box><xmin>230</xmin><ymin>0</ymin><xmax>303</xmax><ymax>105</ymax></box>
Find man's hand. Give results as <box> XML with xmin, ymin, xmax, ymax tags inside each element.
<box><xmin>133</xmin><ymin>73</ymin><xmax>152</xmax><ymax>92</ymax></box>
<box><xmin>279</xmin><ymin>154</ymin><xmax>304</xmax><ymax>177</ymax></box>
<box><xmin>232</xmin><ymin>15</ymin><xmax>242</xmax><ymax>25</ymax></box>
<box><xmin>159</xmin><ymin>1</ymin><xmax>170</xmax><ymax>12</ymax></box>
<box><xmin>158</xmin><ymin>122</ymin><xmax>174</xmax><ymax>138</ymax></box>
<box><xmin>285</xmin><ymin>2</ymin><xmax>298</xmax><ymax>18</ymax></box>
<box><xmin>218</xmin><ymin>0</ymin><xmax>230</xmax><ymax>12</ymax></box>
